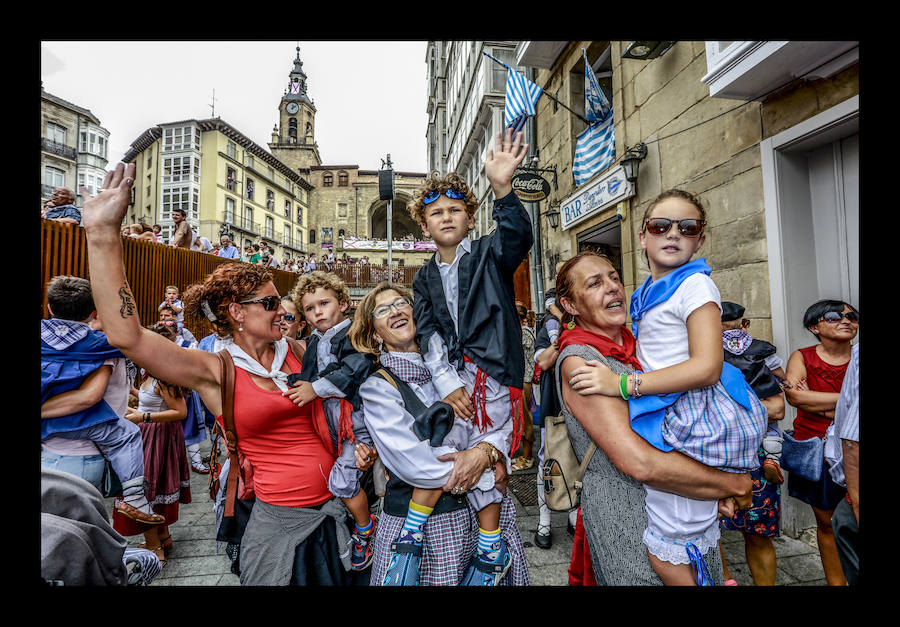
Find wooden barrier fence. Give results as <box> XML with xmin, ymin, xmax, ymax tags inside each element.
<box><xmin>40</xmin><ymin>221</ymin><xmax>425</xmax><ymax>339</ymax></box>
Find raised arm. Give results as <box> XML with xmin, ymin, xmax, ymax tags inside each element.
<box><xmin>560</xmin><ymin>355</ymin><xmax>751</xmax><ymax>503</ymax></box>
<box><xmin>485</xmin><ymin>129</ymin><xmax>533</xmax><ymax>274</ymax></box>
<box><xmin>80</xmin><ymin>164</ymin><xmax>222</xmax><ymax>412</ymax></box>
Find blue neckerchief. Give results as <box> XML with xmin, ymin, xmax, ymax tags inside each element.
<box><xmin>41</xmin><ymin>331</ymin><xmax>125</xmax><ymax>440</ymax></box>
<box><xmin>629</xmin><ymin>258</ymin><xmax>711</xmax><ymax>339</ymax></box>
<box><xmin>626</xmin><ymin>258</ymin><xmax>758</xmax><ymax>451</ymax></box>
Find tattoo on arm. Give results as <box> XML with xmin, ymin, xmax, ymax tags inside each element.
<box><xmin>118</xmin><ymin>287</ymin><xmax>136</xmax><ymax>318</ymax></box>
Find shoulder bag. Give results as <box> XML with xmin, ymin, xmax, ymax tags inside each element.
<box><xmin>781</xmin><ymin>429</ymin><xmax>825</xmax><ymax>482</ymax></box>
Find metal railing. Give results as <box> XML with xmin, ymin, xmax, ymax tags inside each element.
<box><xmin>41</xmin><ymin>138</ymin><xmax>77</xmax><ymax>160</ymax></box>
<box><xmin>323</xmin><ymin>262</ymin><xmax>421</xmax><ymax>287</ymax></box>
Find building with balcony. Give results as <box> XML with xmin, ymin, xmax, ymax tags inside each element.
<box><xmin>516</xmin><ymin>40</ymin><xmax>858</xmax><ymax>536</ymax></box>
<box><xmin>40</xmin><ymin>87</ymin><xmax>110</xmax><ymax>208</ymax></box>
<box><xmin>122</xmin><ymin>118</ymin><xmax>312</xmax><ymax>263</ymax></box>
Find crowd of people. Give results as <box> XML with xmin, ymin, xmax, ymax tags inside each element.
<box><xmin>41</xmin><ymin>128</ymin><xmax>859</xmax><ymax>587</ymax></box>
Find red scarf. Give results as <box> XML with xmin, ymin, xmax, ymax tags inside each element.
<box><xmin>557</xmin><ymin>323</ymin><xmax>644</xmax><ymax>372</ymax></box>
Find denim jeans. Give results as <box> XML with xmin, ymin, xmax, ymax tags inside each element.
<box><xmin>40</xmin><ymin>448</ymin><xmax>105</xmax><ymax>491</ymax></box>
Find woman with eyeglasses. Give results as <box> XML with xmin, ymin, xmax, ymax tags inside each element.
<box><xmin>79</xmin><ymin>163</ymin><xmax>358</xmax><ymax>586</ymax></box>
<box><xmin>566</xmin><ymin>189</ymin><xmax>767</xmax><ymax>585</ymax></box>
<box><xmin>783</xmin><ymin>299</ymin><xmax>859</xmax><ymax>586</ymax></box>
<box><xmin>348</xmin><ymin>282</ymin><xmax>529</xmax><ymax>586</ymax></box>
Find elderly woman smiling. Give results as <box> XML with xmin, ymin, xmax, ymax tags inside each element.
<box><xmin>349</xmin><ymin>282</ymin><xmax>529</xmax><ymax>586</ymax></box>
<box><xmin>554</xmin><ymin>252</ymin><xmax>754</xmax><ymax>585</ymax></box>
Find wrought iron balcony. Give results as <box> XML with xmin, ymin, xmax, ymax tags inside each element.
<box><xmin>41</xmin><ymin>138</ymin><xmax>77</xmax><ymax>160</ymax></box>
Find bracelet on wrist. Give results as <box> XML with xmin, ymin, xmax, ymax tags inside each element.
<box><xmin>631</xmin><ymin>374</ymin><xmax>643</xmax><ymax>398</ymax></box>
<box><xmin>143</xmin><ymin>412</ymin><xmax>152</xmax><ymax>423</ymax></box>
<box><xmin>619</xmin><ymin>373</ymin><xmax>630</xmax><ymax>400</ymax></box>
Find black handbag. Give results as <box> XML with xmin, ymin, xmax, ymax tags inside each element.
<box><xmin>94</xmin><ymin>443</ymin><xmax>124</xmax><ymax>498</ymax></box>
<box><xmin>781</xmin><ymin>430</ymin><xmax>824</xmax><ymax>482</ymax></box>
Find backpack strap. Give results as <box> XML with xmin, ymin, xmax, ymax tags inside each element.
<box><xmin>215</xmin><ymin>349</ymin><xmax>238</xmax><ymax>517</ymax></box>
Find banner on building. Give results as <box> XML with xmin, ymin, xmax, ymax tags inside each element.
<box><xmin>573</xmin><ymin>49</ymin><xmax>615</xmax><ymax>186</ymax></box>
<box><xmin>342</xmin><ymin>237</ymin><xmax>437</xmax><ymax>252</ymax></box>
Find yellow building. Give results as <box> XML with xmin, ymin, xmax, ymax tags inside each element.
<box><xmin>122</xmin><ymin>118</ymin><xmax>312</xmax><ymax>263</ymax></box>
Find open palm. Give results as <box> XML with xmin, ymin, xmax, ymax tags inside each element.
<box><xmin>80</xmin><ymin>162</ymin><xmax>137</xmax><ymax>231</ymax></box>
<box><xmin>484</xmin><ymin>128</ymin><xmax>529</xmax><ymax>195</ymax></box>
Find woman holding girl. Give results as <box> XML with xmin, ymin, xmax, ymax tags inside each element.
<box><xmin>566</xmin><ymin>189</ymin><xmax>767</xmax><ymax>585</ymax></box>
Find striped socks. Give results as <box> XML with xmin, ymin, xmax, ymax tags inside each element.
<box><xmin>398</xmin><ymin>500</ymin><xmax>433</xmax><ymax>544</ymax></box>
<box><xmin>477</xmin><ymin>527</ymin><xmax>502</xmax><ymax>561</ymax></box>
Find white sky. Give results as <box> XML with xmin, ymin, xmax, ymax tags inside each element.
<box><xmin>40</xmin><ymin>40</ymin><xmax>429</xmax><ymax>173</ymax></box>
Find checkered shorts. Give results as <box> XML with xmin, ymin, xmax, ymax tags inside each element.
<box><xmin>370</xmin><ymin>493</ymin><xmax>530</xmax><ymax>586</ymax></box>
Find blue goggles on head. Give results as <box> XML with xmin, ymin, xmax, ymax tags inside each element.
<box><xmin>422</xmin><ymin>188</ymin><xmax>466</xmax><ymax>205</ymax></box>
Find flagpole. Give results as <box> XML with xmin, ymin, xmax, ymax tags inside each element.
<box><xmin>482</xmin><ymin>51</ymin><xmax>591</xmax><ymax>125</ymax></box>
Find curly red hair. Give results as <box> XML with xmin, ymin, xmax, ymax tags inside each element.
<box><xmin>182</xmin><ymin>262</ymin><xmax>273</xmax><ymax>337</ymax></box>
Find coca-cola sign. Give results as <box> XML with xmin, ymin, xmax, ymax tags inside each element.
<box><xmin>512</xmin><ymin>172</ymin><xmax>551</xmax><ymax>202</ymax></box>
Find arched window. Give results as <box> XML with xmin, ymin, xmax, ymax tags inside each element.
<box><xmin>288</xmin><ymin>117</ymin><xmax>297</xmax><ymax>141</ymax></box>
<box><xmin>338</xmin><ymin>171</ymin><xmax>348</xmax><ymax>187</ymax></box>
<box><xmin>309</xmin><ymin>229</ymin><xmax>316</xmax><ymax>244</ymax></box>
<box><xmin>323</xmin><ymin>172</ymin><xmax>333</xmax><ymax>187</ymax></box>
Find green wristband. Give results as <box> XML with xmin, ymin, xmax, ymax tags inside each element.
<box><xmin>619</xmin><ymin>373</ymin><xmax>630</xmax><ymax>400</ymax></box>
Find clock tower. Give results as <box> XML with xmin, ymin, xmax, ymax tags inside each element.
<box><xmin>269</xmin><ymin>45</ymin><xmax>321</xmax><ymax>171</ymax></box>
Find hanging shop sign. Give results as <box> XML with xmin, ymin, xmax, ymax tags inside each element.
<box><xmin>512</xmin><ymin>172</ymin><xmax>551</xmax><ymax>202</ymax></box>
<box><xmin>560</xmin><ymin>165</ymin><xmax>634</xmax><ymax>231</ymax></box>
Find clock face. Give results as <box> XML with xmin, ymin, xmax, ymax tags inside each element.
<box><xmin>286</xmin><ymin>102</ymin><xmax>299</xmax><ymax>114</ymax></box>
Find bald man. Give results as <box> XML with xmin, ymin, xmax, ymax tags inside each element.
<box><xmin>42</xmin><ymin>188</ymin><xmax>82</xmax><ymax>226</ymax></box>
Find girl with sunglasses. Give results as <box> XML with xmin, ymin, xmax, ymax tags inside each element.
<box><xmin>783</xmin><ymin>299</ymin><xmax>858</xmax><ymax>586</ymax></box>
<box><xmin>568</xmin><ymin>189</ymin><xmax>768</xmax><ymax>585</ymax></box>
<box><xmin>278</xmin><ymin>296</ymin><xmax>308</xmax><ymax>340</ymax></box>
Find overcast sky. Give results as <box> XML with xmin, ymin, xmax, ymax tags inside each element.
<box><xmin>40</xmin><ymin>40</ymin><xmax>429</xmax><ymax>173</ymax></box>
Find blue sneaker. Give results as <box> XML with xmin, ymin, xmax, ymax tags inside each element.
<box><xmin>460</xmin><ymin>538</ymin><xmax>512</xmax><ymax>586</ymax></box>
<box><xmin>350</xmin><ymin>515</ymin><xmax>376</xmax><ymax>571</ymax></box>
<box><xmin>382</xmin><ymin>529</ymin><xmax>423</xmax><ymax>586</ymax></box>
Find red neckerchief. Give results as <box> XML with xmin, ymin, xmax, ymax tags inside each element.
<box><xmin>557</xmin><ymin>323</ymin><xmax>644</xmax><ymax>372</ymax></box>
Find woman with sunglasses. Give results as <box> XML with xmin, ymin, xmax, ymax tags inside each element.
<box><xmin>567</xmin><ymin>189</ymin><xmax>767</xmax><ymax>585</ymax></box>
<box><xmin>783</xmin><ymin>299</ymin><xmax>859</xmax><ymax>586</ymax></box>
<box><xmin>79</xmin><ymin>163</ymin><xmax>358</xmax><ymax>586</ymax></box>
<box><xmin>279</xmin><ymin>296</ymin><xmax>308</xmax><ymax>340</ymax></box>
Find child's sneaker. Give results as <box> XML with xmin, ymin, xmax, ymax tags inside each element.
<box><xmin>762</xmin><ymin>459</ymin><xmax>784</xmax><ymax>485</ymax></box>
<box><xmin>350</xmin><ymin>515</ymin><xmax>376</xmax><ymax>571</ymax></box>
<box><xmin>382</xmin><ymin>528</ymin><xmax>423</xmax><ymax>586</ymax></box>
<box><xmin>460</xmin><ymin>537</ymin><xmax>512</xmax><ymax>586</ymax></box>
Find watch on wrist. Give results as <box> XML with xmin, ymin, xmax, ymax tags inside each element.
<box><xmin>477</xmin><ymin>442</ymin><xmax>500</xmax><ymax>468</ymax></box>
<box><xmin>143</xmin><ymin>412</ymin><xmax>151</xmax><ymax>423</ymax></box>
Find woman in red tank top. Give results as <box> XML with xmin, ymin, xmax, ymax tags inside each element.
<box><xmin>83</xmin><ymin>169</ymin><xmax>356</xmax><ymax>585</ymax></box>
<box><xmin>785</xmin><ymin>299</ymin><xmax>859</xmax><ymax>586</ymax></box>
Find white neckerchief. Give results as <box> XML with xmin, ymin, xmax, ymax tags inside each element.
<box><xmin>226</xmin><ymin>338</ymin><xmax>290</xmax><ymax>392</ymax></box>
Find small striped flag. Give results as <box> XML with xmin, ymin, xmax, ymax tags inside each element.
<box><xmin>574</xmin><ymin>49</ymin><xmax>615</xmax><ymax>186</ymax></box>
<box><xmin>504</xmin><ymin>68</ymin><xmax>542</xmax><ymax>131</ymax></box>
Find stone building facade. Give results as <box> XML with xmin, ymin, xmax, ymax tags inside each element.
<box><xmin>40</xmin><ymin>87</ymin><xmax>110</xmax><ymax>208</ymax></box>
<box><xmin>517</xmin><ymin>40</ymin><xmax>859</xmax><ymax>535</ymax></box>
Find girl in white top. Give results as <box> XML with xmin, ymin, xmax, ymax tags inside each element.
<box><xmin>568</xmin><ymin>189</ymin><xmax>766</xmax><ymax>585</ymax></box>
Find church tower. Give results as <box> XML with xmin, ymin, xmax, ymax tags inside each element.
<box><xmin>269</xmin><ymin>45</ymin><xmax>322</xmax><ymax>171</ymax></box>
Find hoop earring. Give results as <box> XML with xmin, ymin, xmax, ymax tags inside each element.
<box><xmin>567</xmin><ymin>320</ymin><xmax>576</xmax><ymax>330</ymax></box>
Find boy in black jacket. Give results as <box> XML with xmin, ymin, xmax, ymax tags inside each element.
<box><xmin>409</xmin><ymin>128</ymin><xmax>532</xmax><ymax>585</ymax></box>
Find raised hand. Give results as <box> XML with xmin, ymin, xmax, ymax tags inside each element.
<box><xmin>80</xmin><ymin>162</ymin><xmax>136</xmax><ymax>232</ymax></box>
<box><xmin>484</xmin><ymin>127</ymin><xmax>529</xmax><ymax>197</ymax></box>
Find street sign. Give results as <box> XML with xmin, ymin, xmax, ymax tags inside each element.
<box><xmin>512</xmin><ymin>172</ymin><xmax>551</xmax><ymax>202</ymax></box>
<box><xmin>560</xmin><ymin>165</ymin><xmax>634</xmax><ymax>231</ymax></box>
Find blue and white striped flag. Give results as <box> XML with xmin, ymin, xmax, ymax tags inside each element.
<box><xmin>504</xmin><ymin>68</ymin><xmax>542</xmax><ymax>131</ymax></box>
<box><xmin>573</xmin><ymin>49</ymin><xmax>615</xmax><ymax>186</ymax></box>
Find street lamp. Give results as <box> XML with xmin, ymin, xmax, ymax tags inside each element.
<box><xmin>621</xmin><ymin>41</ymin><xmax>677</xmax><ymax>60</ymax></box>
<box><xmin>621</xmin><ymin>143</ymin><xmax>648</xmax><ymax>184</ymax></box>
<box><xmin>544</xmin><ymin>202</ymin><xmax>560</xmax><ymax>229</ymax></box>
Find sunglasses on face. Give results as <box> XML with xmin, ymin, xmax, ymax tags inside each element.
<box><xmin>820</xmin><ymin>311</ymin><xmax>859</xmax><ymax>324</ymax></box>
<box><xmin>422</xmin><ymin>188</ymin><xmax>466</xmax><ymax>206</ymax></box>
<box><xmin>644</xmin><ymin>217</ymin><xmax>707</xmax><ymax>237</ymax></box>
<box><xmin>372</xmin><ymin>297</ymin><xmax>411</xmax><ymax>319</ymax></box>
<box><xmin>238</xmin><ymin>295</ymin><xmax>281</xmax><ymax>311</ymax></box>
<box><xmin>282</xmin><ymin>313</ymin><xmax>297</xmax><ymax>323</ymax></box>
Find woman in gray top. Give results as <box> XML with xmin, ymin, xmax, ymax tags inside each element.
<box><xmin>552</xmin><ymin>252</ymin><xmax>752</xmax><ymax>585</ymax></box>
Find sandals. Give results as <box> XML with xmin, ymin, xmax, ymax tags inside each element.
<box><xmin>158</xmin><ymin>533</ymin><xmax>174</xmax><ymax>554</ymax></box>
<box><xmin>191</xmin><ymin>461</ymin><xmax>210</xmax><ymax>474</ymax></box>
<box><xmin>511</xmin><ymin>456</ymin><xmax>534</xmax><ymax>472</ymax></box>
<box><xmin>139</xmin><ymin>544</ymin><xmax>168</xmax><ymax>567</ymax></box>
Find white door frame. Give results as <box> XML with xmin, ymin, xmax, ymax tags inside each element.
<box><xmin>760</xmin><ymin>95</ymin><xmax>859</xmax><ymax>387</ymax></box>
